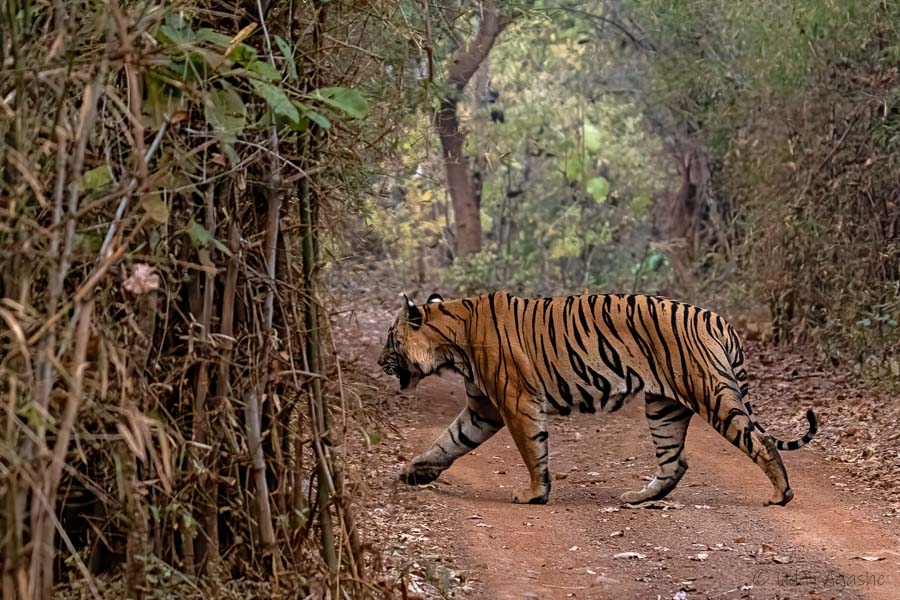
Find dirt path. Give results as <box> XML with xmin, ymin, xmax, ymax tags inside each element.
<box><xmin>384</xmin><ymin>374</ymin><xmax>899</xmax><ymax>600</ymax></box>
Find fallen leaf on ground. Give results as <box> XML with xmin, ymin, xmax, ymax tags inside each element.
<box><xmin>851</xmin><ymin>555</ymin><xmax>885</xmax><ymax>561</ymax></box>
<box><xmin>623</xmin><ymin>500</ymin><xmax>685</xmax><ymax>510</ymax></box>
<box><xmin>689</xmin><ymin>552</ymin><xmax>709</xmax><ymax>561</ymax></box>
<box><xmin>613</xmin><ymin>552</ymin><xmax>646</xmax><ymax>560</ymax></box>
<box><xmin>758</xmin><ymin>543</ymin><xmax>776</xmax><ymax>555</ymax></box>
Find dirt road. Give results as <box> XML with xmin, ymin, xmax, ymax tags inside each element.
<box><xmin>375</xmin><ymin>373</ymin><xmax>899</xmax><ymax>600</ymax></box>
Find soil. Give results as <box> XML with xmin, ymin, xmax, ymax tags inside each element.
<box><xmin>345</xmin><ymin>302</ymin><xmax>900</xmax><ymax>600</ymax></box>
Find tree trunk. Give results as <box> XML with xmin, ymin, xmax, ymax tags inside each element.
<box><xmin>436</xmin><ymin>100</ymin><xmax>482</xmax><ymax>256</ymax></box>
<box><xmin>662</xmin><ymin>149</ymin><xmax>705</xmax><ymax>291</ymax></box>
<box><xmin>435</xmin><ymin>0</ymin><xmax>509</xmax><ymax>258</ymax></box>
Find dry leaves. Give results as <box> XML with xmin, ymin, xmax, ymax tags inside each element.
<box><xmin>122</xmin><ymin>263</ymin><xmax>160</xmax><ymax>295</ymax></box>
<box><xmin>689</xmin><ymin>552</ymin><xmax>709</xmax><ymax>562</ymax></box>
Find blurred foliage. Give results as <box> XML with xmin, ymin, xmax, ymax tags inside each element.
<box><xmin>370</xmin><ymin>4</ymin><xmax>674</xmax><ymax>295</ymax></box>
<box><xmin>627</xmin><ymin>0</ymin><xmax>900</xmax><ymax>378</ymax></box>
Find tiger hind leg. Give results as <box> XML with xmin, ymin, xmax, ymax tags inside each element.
<box><xmin>621</xmin><ymin>395</ymin><xmax>693</xmax><ymax>504</ymax></box>
<box><xmin>707</xmin><ymin>389</ymin><xmax>793</xmax><ymax>506</ymax></box>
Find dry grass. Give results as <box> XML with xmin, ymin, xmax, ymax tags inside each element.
<box><xmin>0</xmin><ymin>0</ymin><xmax>417</xmax><ymax>596</ymax></box>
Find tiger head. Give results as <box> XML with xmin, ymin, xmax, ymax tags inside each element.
<box><xmin>378</xmin><ymin>293</ymin><xmax>453</xmax><ymax>391</ymax></box>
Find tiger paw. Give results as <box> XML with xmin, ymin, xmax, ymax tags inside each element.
<box><xmin>763</xmin><ymin>488</ymin><xmax>793</xmax><ymax>507</ymax></box>
<box><xmin>398</xmin><ymin>463</ymin><xmax>442</xmax><ymax>485</ymax></box>
<box><xmin>619</xmin><ymin>489</ymin><xmax>653</xmax><ymax>505</ymax></box>
<box><xmin>512</xmin><ymin>486</ymin><xmax>549</xmax><ymax>504</ymax></box>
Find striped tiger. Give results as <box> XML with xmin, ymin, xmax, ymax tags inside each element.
<box><xmin>378</xmin><ymin>292</ymin><xmax>817</xmax><ymax>506</ymax></box>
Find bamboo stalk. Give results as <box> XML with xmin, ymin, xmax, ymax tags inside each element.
<box><xmin>35</xmin><ymin>120</ymin><xmax>68</xmax><ymax>433</ymax></box>
<box><xmin>191</xmin><ymin>185</ymin><xmax>218</xmax><ymax>573</ymax></box>
<box><xmin>27</xmin><ymin>36</ymin><xmax>106</xmax><ymax>590</ymax></box>
<box><xmin>299</xmin><ymin>176</ymin><xmax>337</xmax><ymax>574</ymax></box>
<box><xmin>205</xmin><ymin>216</ymin><xmax>240</xmax><ymax>578</ymax></box>
<box><xmin>244</xmin><ymin>385</ymin><xmax>276</xmax><ymax>554</ymax></box>
<box><xmin>243</xmin><ymin>181</ymin><xmax>280</xmax><ymax>563</ymax></box>
<box><xmin>32</xmin><ymin>299</ymin><xmax>94</xmax><ymax>599</ymax></box>
<box><xmin>2</xmin><ymin>374</ymin><xmax>21</xmax><ymax>600</ymax></box>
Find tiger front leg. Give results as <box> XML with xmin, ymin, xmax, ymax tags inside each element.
<box><xmin>506</xmin><ymin>398</ymin><xmax>551</xmax><ymax>504</ymax></box>
<box><xmin>400</xmin><ymin>388</ymin><xmax>504</xmax><ymax>485</ymax></box>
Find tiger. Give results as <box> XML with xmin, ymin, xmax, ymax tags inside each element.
<box><xmin>378</xmin><ymin>292</ymin><xmax>818</xmax><ymax>506</ymax></box>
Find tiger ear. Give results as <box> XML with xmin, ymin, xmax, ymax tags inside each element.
<box><xmin>402</xmin><ymin>293</ymin><xmax>423</xmax><ymax>329</ymax></box>
<box><xmin>426</xmin><ymin>293</ymin><xmax>444</xmax><ymax>304</ymax></box>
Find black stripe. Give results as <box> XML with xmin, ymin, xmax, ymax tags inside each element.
<box><xmin>457</xmin><ymin>421</ymin><xmax>479</xmax><ymax>448</ymax></box>
<box><xmin>592</xmin><ymin>318</ymin><xmax>624</xmax><ymax>378</ymax></box>
<box><xmin>470</xmin><ymin>410</ymin><xmax>503</xmax><ymax>430</ymax></box>
<box><xmin>565</xmin><ymin>337</ymin><xmax>591</xmax><ymax>385</ymax></box>
<box><xmin>576</xmin><ymin>384</ymin><xmax>596</xmax><ymax>413</ymax></box>
<box><xmin>659</xmin><ymin>446</ymin><xmax>684</xmax><ymax>465</ymax></box>
<box><xmin>438</xmin><ymin>304</ymin><xmax>465</xmax><ymax>320</ymax></box>
<box><xmin>601</xmin><ymin>295</ymin><xmax>625</xmax><ymax>344</ymax></box>
<box><xmin>550</xmin><ymin>362</ymin><xmax>574</xmax><ymax>407</ymax></box>
<box><xmin>547</xmin><ymin>305</ymin><xmax>559</xmax><ymax>356</ymax></box>
<box><xmin>647</xmin><ymin>298</ymin><xmax>679</xmax><ymax>397</ymax></box>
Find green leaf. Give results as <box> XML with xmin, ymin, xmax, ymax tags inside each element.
<box><xmin>275</xmin><ymin>35</ymin><xmax>298</xmax><ymax>82</ymax></box>
<box><xmin>646</xmin><ymin>251</ymin><xmax>669</xmax><ymax>272</ymax></box>
<box><xmin>586</xmin><ymin>177</ymin><xmax>609</xmax><ymax>203</ymax></box>
<box><xmin>141</xmin><ymin>196</ymin><xmax>169</xmax><ymax>224</ymax></box>
<box><xmin>83</xmin><ymin>165</ymin><xmax>113</xmax><ymax>191</ymax></box>
<box><xmin>195</xmin><ymin>28</ymin><xmax>232</xmax><ymax>48</ymax></box>
<box><xmin>158</xmin><ymin>14</ymin><xmax>194</xmax><ymax>46</ymax></box>
<box><xmin>298</xmin><ymin>104</ymin><xmax>330</xmax><ymax>129</ymax></box>
<box><xmin>228</xmin><ymin>43</ymin><xmax>258</xmax><ymax>65</ymax></box>
<box><xmin>249</xmin><ymin>60</ymin><xmax>281</xmax><ymax>82</ymax></box>
<box><xmin>480</xmin><ymin>210</ymin><xmax>494</xmax><ymax>232</ymax></box>
<box><xmin>583</xmin><ymin>118</ymin><xmax>602</xmax><ymax>152</ymax></box>
<box><xmin>204</xmin><ymin>84</ymin><xmax>247</xmax><ymax>136</ymax></box>
<box><xmin>564</xmin><ymin>154</ymin><xmax>584</xmax><ymax>181</ymax></box>
<box><xmin>312</xmin><ymin>86</ymin><xmax>369</xmax><ymax>119</ymax></box>
<box><xmin>187</xmin><ymin>220</ymin><xmax>231</xmax><ymax>256</ymax></box>
<box><xmin>629</xmin><ymin>192</ymin><xmax>652</xmax><ymax>217</ymax></box>
<box><xmin>549</xmin><ymin>234</ymin><xmax>582</xmax><ymax>260</ymax></box>
<box><xmin>249</xmin><ymin>79</ymin><xmax>301</xmax><ymax>127</ymax></box>
<box><xmin>144</xmin><ymin>73</ymin><xmax>172</xmax><ymax>128</ymax></box>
